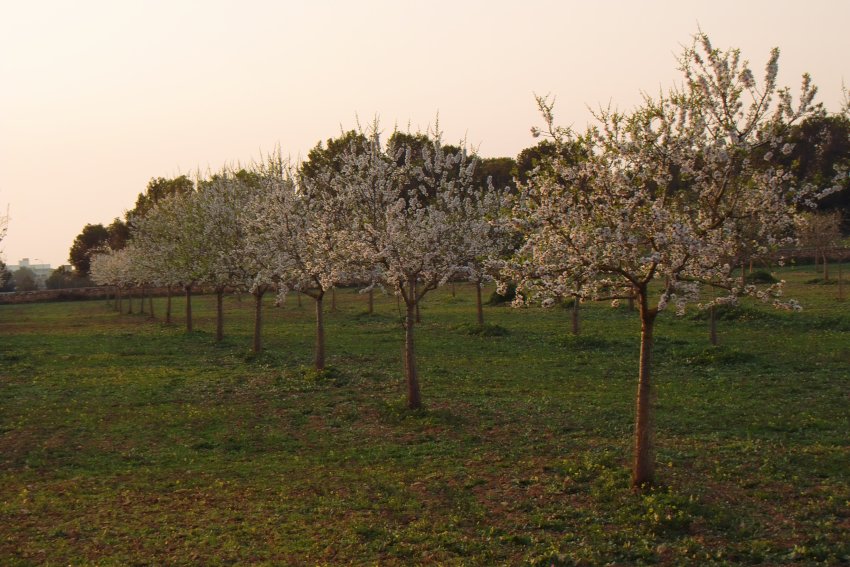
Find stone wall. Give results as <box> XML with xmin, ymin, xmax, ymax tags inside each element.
<box><xmin>0</xmin><ymin>287</ymin><xmax>112</xmax><ymax>304</ymax></box>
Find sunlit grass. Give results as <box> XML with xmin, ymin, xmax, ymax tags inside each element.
<box><xmin>1</xmin><ymin>265</ymin><xmax>848</xmax><ymax>564</ymax></box>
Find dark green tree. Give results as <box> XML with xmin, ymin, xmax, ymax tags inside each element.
<box><xmin>69</xmin><ymin>223</ymin><xmax>109</xmax><ymax>276</ymax></box>
<box><xmin>782</xmin><ymin>114</ymin><xmax>850</xmax><ymax>232</ymax></box>
<box><xmin>385</xmin><ymin>130</ymin><xmax>469</xmax><ymax>206</ymax></box>
<box><xmin>514</xmin><ymin>139</ymin><xmax>586</xmax><ymax>186</ymax></box>
<box><xmin>127</xmin><ymin>175</ymin><xmax>194</xmax><ymax>224</ymax></box>
<box><xmin>301</xmin><ymin>130</ymin><xmax>367</xmax><ymax>183</ymax></box>
<box><xmin>0</xmin><ymin>261</ymin><xmax>13</xmax><ymax>292</ymax></box>
<box><xmin>474</xmin><ymin>156</ymin><xmax>516</xmax><ymax>193</ymax></box>
<box><xmin>46</xmin><ymin>266</ymin><xmax>90</xmax><ymax>289</ymax></box>
<box><xmin>107</xmin><ymin>218</ymin><xmax>131</xmax><ymax>251</ymax></box>
<box><xmin>386</xmin><ymin>131</ymin><xmax>432</xmax><ymax>161</ymax></box>
<box><xmin>198</xmin><ymin>168</ymin><xmax>262</xmax><ymax>192</ymax></box>
<box><xmin>12</xmin><ymin>266</ymin><xmax>38</xmax><ymax>291</ymax></box>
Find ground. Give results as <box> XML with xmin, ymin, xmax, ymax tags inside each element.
<box><xmin>0</xmin><ymin>266</ymin><xmax>848</xmax><ymax>564</ymax></box>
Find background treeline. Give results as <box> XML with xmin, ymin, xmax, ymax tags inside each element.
<box><xmin>39</xmin><ymin>110</ymin><xmax>850</xmax><ymax>295</ymax></box>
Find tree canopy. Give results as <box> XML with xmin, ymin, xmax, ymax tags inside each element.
<box><xmin>127</xmin><ymin>175</ymin><xmax>195</xmax><ymax>224</ymax></box>
<box><xmin>0</xmin><ymin>261</ymin><xmax>14</xmax><ymax>292</ymax></box>
<box><xmin>46</xmin><ymin>266</ymin><xmax>89</xmax><ymax>289</ymax></box>
<box><xmin>782</xmin><ymin>114</ymin><xmax>850</xmax><ymax>230</ymax></box>
<box><xmin>512</xmin><ymin>32</ymin><xmax>835</xmax><ymax>488</ymax></box>
<box><xmin>328</xmin><ymin>126</ymin><xmax>501</xmax><ymax>408</ymax></box>
<box><xmin>68</xmin><ymin>223</ymin><xmax>110</xmax><ymax>276</ymax></box>
<box><xmin>12</xmin><ymin>266</ymin><xmax>38</xmax><ymax>291</ymax></box>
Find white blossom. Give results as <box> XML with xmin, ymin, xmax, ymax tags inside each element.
<box><xmin>513</xmin><ymin>32</ymin><xmax>827</xmax><ymax>488</ymax></box>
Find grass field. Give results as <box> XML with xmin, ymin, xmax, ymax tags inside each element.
<box><xmin>1</xmin><ymin>265</ymin><xmax>848</xmax><ymax>565</ymax></box>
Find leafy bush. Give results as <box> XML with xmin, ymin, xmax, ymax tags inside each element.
<box><xmin>745</xmin><ymin>270</ymin><xmax>779</xmax><ymax>284</ymax></box>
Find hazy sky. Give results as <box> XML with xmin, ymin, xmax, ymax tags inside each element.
<box><xmin>1</xmin><ymin>0</ymin><xmax>848</xmax><ymax>268</ymax></box>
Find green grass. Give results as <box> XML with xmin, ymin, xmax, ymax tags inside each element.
<box><xmin>1</xmin><ymin>267</ymin><xmax>848</xmax><ymax>565</ymax></box>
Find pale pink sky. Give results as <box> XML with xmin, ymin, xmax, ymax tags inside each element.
<box><xmin>1</xmin><ymin>0</ymin><xmax>848</xmax><ymax>268</ymax></box>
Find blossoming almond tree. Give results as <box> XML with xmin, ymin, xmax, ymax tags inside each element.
<box><xmin>121</xmin><ymin>245</ymin><xmax>147</xmax><ymax>315</ymax></box>
<box><xmin>244</xmin><ymin>156</ymin><xmax>352</xmax><ymax>369</ymax></box>
<box><xmin>502</xmin><ymin>137</ymin><xmax>594</xmax><ymax>335</ymax></box>
<box><xmin>90</xmin><ymin>247</ymin><xmax>125</xmax><ymax>310</ymax></box>
<box><xmin>194</xmin><ymin>169</ymin><xmax>267</xmax><ymax>343</ymax></box>
<box><xmin>131</xmin><ymin>208</ymin><xmax>183</xmax><ymax>324</ymax></box>
<box><xmin>233</xmin><ymin>185</ymin><xmax>280</xmax><ymax>354</ymax></box>
<box><xmin>237</xmin><ymin>245</ymin><xmax>277</xmax><ymax>354</ymax></box>
<box><xmin>300</xmin><ymin>131</ymin><xmax>383</xmax><ymax>314</ymax></box>
<box><xmin>334</xmin><ymin>127</ymin><xmax>491</xmax><ymax>409</ymax></box>
<box><xmin>516</xmin><ymin>33</ymin><xmax>836</xmax><ymax>489</ymax></box>
<box><xmin>90</xmin><ymin>246</ymin><xmax>144</xmax><ymax>314</ymax></box>
<box><xmin>455</xmin><ymin>177</ymin><xmax>512</xmax><ymax>327</ymax></box>
<box><xmin>120</xmin><ymin>243</ymin><xmax>157</xmax><ymax>317</ymax></box>
<box><xmin>231</xmin><ymin>177</ymin><xmax>278</xmax><ymax>353</ymax></box>
<box><xmin>131</xmin><ymin>190</ymin><xmax>205</xmax><ymax>332</ymax></box>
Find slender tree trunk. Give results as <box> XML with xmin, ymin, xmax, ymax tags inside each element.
<box><xmin>475</xmin><ymin>280</ymin><xmax>484</xmax><ymax>326</ymax></box>
<box><xmin>297</xmin><ymin>291</ymin><xmax>302</xmax><ymax>308</ymax></box>
<box><xmin>116</xmin><ymin>287</ymin><xmax>122</xmax><ymax>313</ymax></box>
<box><xmin>571</xmin><ymin>296</ymin><xmax>580</xmax><ymax>335</ymax></box>
<box><xmin>140</xmin><ymin>287</ymin><xmax>146</xmax><ymax>314</ymax></box>
<box><xmin>404</xmin><ymin>280</ymin><xmax>422</xmax><ymax>409</ymax></box>
<box><xmin>822</xmin><ymin>251</ymin><xmax>829</xmax><ymax>281</ymax></box>
<box><xmin>185</xmin><ymin>285</ymin><xmax>193</xmax><ymax>333</ymax></box>
<box><xmin>414</xmin><ymin>280</ymin><xmax>421</xmax><ymax>323</ymax></box>
<box><xmin>165</xmin><ymin>286</ymin><xmax>172</xmax><ymax>324</ymax></box>
<box><xmin>127</xmin><ymin>288</ymin><xmax>133</xmax><ymax>314</ymax></box>
<box><xmin>709</xmin><ymin>304</ymin><xmax>718</xmax><ymax>346</ymax></box>
<box><xmin>315</xmin><ymin>292</ymin><xmax>325</xmax><ymax>371</ymax></box>
<box><xmin>148</xmin><ymin>288</ymin><xmax>155</xmax><ymax>319</ymax></box>
<box><xmin>215</xmin><ymin>288</ymin><xmax>224</xmax><ymax>342</ymax></box>
<box><xmin>451</xmin><ymin>282</ymin><xmax>456</xmax><ymax>297</ymax></box>
<box><xmin>253</xmin><ymin>288</ymin><xmax>264</xmax><ymax>353</ymax></box>
<box><xmin>367</xmin><ymin>287</ymin><xmax>374</xmax><ymax>314</ymax></box>
<box><xmin>633</xmin><ymin>291</ymin><xmax>657</xmax><ymax>490</ymax></box>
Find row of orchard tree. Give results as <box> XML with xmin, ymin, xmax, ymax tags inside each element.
<box><xmin>92</xmin><ymin>128</ymin><xmax>510</xmax><ymax>409</ymax></box>
<box><xmin>90</xmin><ymin>33</ymin><xmax>847</xmax><ymax>490</ymax></box>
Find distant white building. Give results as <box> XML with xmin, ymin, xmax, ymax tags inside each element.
<box><xmin>9</xmin><ymin>258</ymin><xmax>53</xmax><ymax>288</ymax></box>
